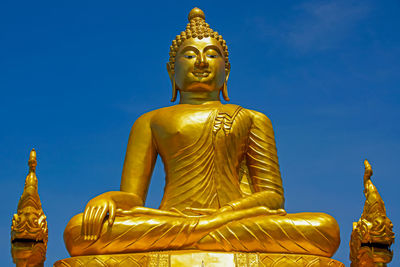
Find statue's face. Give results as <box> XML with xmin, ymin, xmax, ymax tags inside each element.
<box><xmin>172</xmin><ymin>37</ymin><xmax>227</xmax><ymax>93</ymax></box>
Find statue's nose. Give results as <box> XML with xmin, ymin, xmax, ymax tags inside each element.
<box><xmin>195</xmin><ymin>53</ymin><xmax>208</xmax><ymax>68</ymax></box>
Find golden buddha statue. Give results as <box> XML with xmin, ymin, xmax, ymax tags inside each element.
<box><xmin>62</xmin><ymin>7</ymin><xmax>341</xmax><ymax>262</ymax></box>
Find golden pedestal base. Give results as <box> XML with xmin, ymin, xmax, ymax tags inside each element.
<box><xmin>54</xmin><ymin>251</ymin><xmax>344</xmax><ymax>266</ymax></box>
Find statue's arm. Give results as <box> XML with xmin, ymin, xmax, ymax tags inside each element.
<box><xmin>245</xmin><ymin>110</ymin><xmax>284</xmax><ymax>209</ymax></box>
<box><xmin>246</xmin><ymin>110</ymin><xmax>284</xmax><ymax>209</ymax></box>
<box><xmin>81</xmin><ymin>112</ymin><xmax>157</xmax><ymax>240</ymax></box>
<box><xmin>222</xmin><ymin>110</ymin><xmax>284</xmax><ymax>212</ymax></box>
<box><xmin>120</xmin><ymin>111</ymin><xmax>158</xmax><ymax>204</ymax></box>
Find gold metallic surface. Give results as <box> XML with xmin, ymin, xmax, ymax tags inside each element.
<box><xmin>54</xmin><ymin>251</ymin><xmax>345</xmax><ymax>267</ymax></box>
<box><xmin>11</xmin><ymin>149</ymin><xmax>48</xmax><ymax>267</ymax></box>
<box><xmin>349</xmin><ymin>160</ymin><xmax>395</xmax><ymax>266</ymax></box>
<box><xmin>62</xmin><ymin>7</ymin><xmax>340</xmax><ymax>261</ymax></box>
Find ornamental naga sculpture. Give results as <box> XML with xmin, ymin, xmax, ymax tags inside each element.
<box><xmin>58</xmin><ymin>7</ymin><xmax>342</xmax><ymax>266</ymax></box>
<box><xmin>350</xmin><ymin>160</ymin><xmax>395</xmax><ymax>266</ymax></box>
<box><xmin>11</xmin><ymin>149</ymin><xmax>48</xmax><ymax>267</ymax></box>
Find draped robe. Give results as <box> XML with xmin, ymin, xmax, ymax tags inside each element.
<box><xmin>64</xmin><ymin>104</ymin><xmax>340</xmax><ymax>257</ymax></box>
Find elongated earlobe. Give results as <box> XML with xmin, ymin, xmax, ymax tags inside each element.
<box><xmin>171</xmin><ymin>77</ymin><xmax>177</xmax><ymax>102</ymax></box>
<box><xmin>222</xmin><ymin>66</ymin><xmax>230</xmax><ymax>101</ymax></box>
<box><xmin>222</xmin><ymin>82</ymin><xmax>230</xmax><ymax>101</ymax></box>
<box><xmin>167</xmin><ymin>62</ymin><xmax>177</xmax><ymax>102</ymax></box>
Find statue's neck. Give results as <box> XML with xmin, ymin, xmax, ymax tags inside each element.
<box><xmin>179</xmin><ymin>91</ymin><xmax>221</xmax><ymax>105</ymax></box>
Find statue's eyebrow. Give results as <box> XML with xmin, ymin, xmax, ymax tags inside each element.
<box><xmin>179</xmin><ymin>45</ymin><xmax>199</xmax><ymax>54</ymax></box>
<box><xmin>204</xmin><ymin>45</ymin><xmax>223</xmax><ymax>56</ymax></box>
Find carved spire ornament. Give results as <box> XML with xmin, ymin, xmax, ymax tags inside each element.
<box><xmin>11</xmin><ymin>149</ymin><xmax>48</xmax><ymax>267</ymax></box>
<box><xmin>350</xmin><ymin>160</ymin><xmax>395</xmax><ymax>266</ymax></box>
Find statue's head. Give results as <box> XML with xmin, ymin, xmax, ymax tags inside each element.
<box><xmin>167</xmin><ymin>7</ymin><xmax>231</xmax><ymax>102</ymax></box>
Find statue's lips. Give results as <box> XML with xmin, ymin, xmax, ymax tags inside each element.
<box><xmin>192</xmin><ymin>71</ymin><xmax>210</xmax><ymax>77</ymax></box>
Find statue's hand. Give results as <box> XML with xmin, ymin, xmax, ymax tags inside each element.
<box><xmin>81</xmin><ymin>191</ymin><xmax>143</xmax><ymax>241</ymax></box>
<box><xmin>82</xmin><ymin>194</ymin><xmax>116</xmax><ymax>241</ymax></box>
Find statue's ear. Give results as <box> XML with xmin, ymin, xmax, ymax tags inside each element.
<box><xmin>222</xmin><ymin>63</ymin><xmax>231</xmax><ymax>101</ymax></box>
<box><xmin>167</xmin><ymin>63</ymin><xmax>177</xmax><ymax>102</ymax></box>
<box><xmin>166</xmin><ymin>63</ymin><xmax>173</xmax><ymax>81</ymax></box>
<box><xmin>225</xmin><ymin>65</ymin><xmax>230</xmax><ymax>84</ymax></box>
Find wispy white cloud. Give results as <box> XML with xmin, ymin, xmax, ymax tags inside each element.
<box><xmin>252</xmin><ymin>0</ymin><xmax>371</xmax><ymax>52</ymax></box>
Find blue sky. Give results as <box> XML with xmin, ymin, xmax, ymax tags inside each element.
<box><xmin>1</xmin><ymin>0</ymin><xmax>399</xmax><ymax>265</ymax></box>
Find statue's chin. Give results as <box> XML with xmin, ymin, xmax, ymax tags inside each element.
<box><xmin>181</xmin><ymin>85</ymin><xmax>217</xmax><ymax>92</ymax></box>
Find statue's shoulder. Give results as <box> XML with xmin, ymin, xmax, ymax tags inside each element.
<box><xmin>133</xmin><ymin>106</ymin><xmax>182</xmax><ymax>129</ymax></box>
<box><xmin>132</xmin><ymin>108</ymin><xmax>164</xmax><ymax>127</ymax></box>
<box><xmin>222</xmin><ymin>103</ymin><xmax>242</xmax><ymax>112</ymax></box>
<box><xmin>135</xmin><ymin>106</ymin><xmax>174</xmax><ymax>121</ymax></box>
<box><xmin>241</xmin><ymin>107</ymin><xmax>273</xmax><ymax>127</ymax></box>
<box><xmin>220</xmin><ymin>104</ymin><xmax>272</xmax><ymax>127</ymax></box>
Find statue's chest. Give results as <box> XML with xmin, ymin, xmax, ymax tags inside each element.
<box><xmin>152</xmin><ymin>106</ymin><xmax>247</xmax><ymax>160</ymax></box>
<box><xmin>152</xmin><ymin>109</ymin><xmax>217</xmax><ymax>153</ymax></box>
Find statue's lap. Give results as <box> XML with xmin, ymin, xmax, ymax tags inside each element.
<box><xmin>64</xmin><ymin>211</ymin><xmax>340</xmax><ymax>258</ymax></box>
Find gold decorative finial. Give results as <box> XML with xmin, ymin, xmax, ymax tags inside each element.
<box><xmin>350</xmin><ymin>159</ymin><xmax>395</xmax><ymax>266</ymax></box>
<box><xmin>28</xmin><ymin>148</ymin><xmax>37</xmax><ymax>173</ymax></box>
<box><xmin>363</xmin><ymin>159</ymin><xmax>372</xmax><ymax>186</ymax></box>
<box><xmin>188</xmin><ymin>7</ymin><xmax>205</xmax><ymax>21</ymax></box>
<box><xmin>11</xmin><ymin>149</ymin><xmax>48</xmax><ymax>267</ymax></box>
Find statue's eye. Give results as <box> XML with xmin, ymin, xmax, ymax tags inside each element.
<box><xmin>184</xmin><ymin>55</ymin><xmax>196</xmax><ymax>59</ymax></box>
<box><xmin>206</xmin><ymin>54</ymin><xmax>218</xmax><ymax>58</ymax></box>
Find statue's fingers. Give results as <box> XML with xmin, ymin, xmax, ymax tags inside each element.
<box><xmin>90</xmin><ymin>207</ymin><xmax>100</xmax><ymax>240</ymax></box>
<box><xmin>87</xmin><ymin>206</ymin><xmax>98</xmax><ymax>240</ymax></box>
<box><xmin>82</xmin><ymin>207</ymin><xmax>91</xmax><ymax>239</ymax></box>
<box><xmin>93</xmin><ymin>206</ymin><xmax>107</xmax><ymax>240</ymax></box>
<box><xmin>108</xmin><ymin>201</ymin><xmax>115</xmax><ymax>225</ymax></box>
<box><xmin>85</xmin><ymin>207</ymin><xmax>93</xmax><ymax>239</ymax></box>
<box><xmin>91</xmin><ymin>206</ymin><xmax>102</xmax><ymax>240</ymax></box>
<box><xmin>92</xmin><ymin>206</ymin><xmax>104</xmax><ymax>239</ymax></box>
